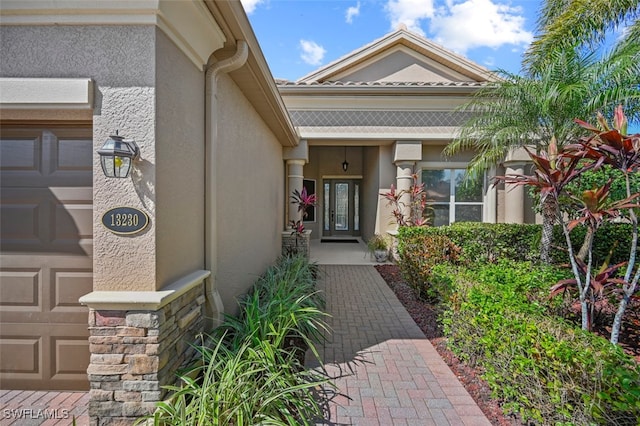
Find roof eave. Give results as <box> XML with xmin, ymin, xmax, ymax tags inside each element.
<box><xmin>278</xmin><ymin>83</ymin><xmax>488</xmax><ymax>96</ymax></box>
<box><xmin>205</xmin><ymin>0</ymin><xmax>299</xmax><ymax>147</ymax></box>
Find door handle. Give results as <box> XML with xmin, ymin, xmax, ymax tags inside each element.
<box><xmin>331</xmin><ymin>210</ymin><xmax>335</xmax><ymax>222</ymax></box>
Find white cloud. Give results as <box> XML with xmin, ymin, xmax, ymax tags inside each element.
<box><xmin>385</xmin><ymin>0</ymin><xmax>435</xmax><ymax>36</ymax></box>
<box><xmin>240</xmin><ymin>0</ymin><xmax>265</xmax><ymax>14</ymax></box>
<box><xmin>346</xmin><ymin>2</ymin><xmax>361</xmax><ymax>24</ymax></box>
<box><xmin>483</xmin><ymin>56</ymin><xmax>495</xmax><ymax>67</ymax></box>
<box><xmin>429</xmin><ymin>0</ymin><xmax>533</xmax><ymax>54</ymax></box>
<box><xmin>299</xmin><ymin>40</ymin><xmax>326</xmax><ymax>66</ymax></box>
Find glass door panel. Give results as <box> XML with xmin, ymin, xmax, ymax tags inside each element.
<box><xmin>324</xmin><ymin>183</ymin><xmax>330</xmax><ymax>231</ymax></box>
<box><xmin>334</xmin><ymin>183</ymin><xmax>349</xmax><ymax>231</ymax></box>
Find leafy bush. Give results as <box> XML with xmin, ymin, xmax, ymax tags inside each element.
<box><xmin>397</xmin><ymin>222</ymin><xmax>637</xmax><ymax>267</ymax></box>
<box><xmin>396</xmin><ymin>230</ymin><xmax>458</xmax><ymax>302</ymax></box>
<box><xmin>551</xmin><ymin>222</ymin><xmax>639</xmax><ymax>267</ymax></box>
<box><xmin>219</xmin><ymin>255</ymin><xmax>327</xmax><ymax>361</ymax></box>
<box><xmin>398</xmin><ymin>223</ymin><xmax>540</xmax><ymax>264</ymax></box>
<box><xmin>146</xmin><ymin>255</ymin><xmax>330</xmax><ymax>425</ymax></box>
<box><xmin>151</xmin><ymin>337</ymin><xmax>326</xmax><ymax>425</ymax></box>
<box><xmin>437</xmin><ymin>261</ymin><xmax>640</xmax><ymax>424</ymax></box>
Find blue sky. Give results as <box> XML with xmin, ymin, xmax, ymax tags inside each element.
<box><xmin>242</xmin><ymin>0</ymin><xmax>639</xmax><ymax>131</ymax></box>
<box><xmin>242</xmin><ymin>0</ymin><xmax>542</xmax><ymax>81</ymax></box>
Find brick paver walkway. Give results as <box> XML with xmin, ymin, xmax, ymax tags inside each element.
<box><xmin>307</xmin><ymin>265</ymin><xmax>491</xmax><ymax>426</ymax></box>
<box><xmin>1</xmin><ymin>264</ymin><xmax>491</xmax><ymax>425</ymax></box>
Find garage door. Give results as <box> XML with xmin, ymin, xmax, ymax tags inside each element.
<box><xmin>0</xmin><ymin>125</ymin><xmax>93</xmax><ymax>390</ymax></box>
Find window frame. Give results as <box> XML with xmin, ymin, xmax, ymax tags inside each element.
<box><xmin>419</xmin><ymin>164</ymin><xmax>484</xmax><ymax>226</ymax></box>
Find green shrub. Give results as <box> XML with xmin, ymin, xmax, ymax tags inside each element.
<box><xmin>396</xmin><ymin>231</ymin><xmax>458</xmax><ymax>302</ymax></box>
<box><xmin>550</xmin><ymin>222</ymin><xmax>639</xmax><ymax>267</ymax></box>
<box><xmin>436</xmin><ymin>261</ymin><xmax>640</xmax><ymax>425</ymax></box>
<box><xmin>397</xmin><ymin>222</ymin><xmax>638</xmax><ymax>267</ymax></box>
<box><xmin>398</xmin><ymin>223</ymin><xmax>540</xmax><ymax>264</ymax></box>
<box><xmin>146</xmin><ymin>255</ymin><xmax>331</xmax><ymax>425</ymax></box>
<box><xmin>218</xmin><ymin>255</ymin><xmax>327</xmax><ymax>361</ymax></box>
<box><xmin>150</xmin><ymin>337</ymin><xmax>327</xmax><ymax>425</ymax></box>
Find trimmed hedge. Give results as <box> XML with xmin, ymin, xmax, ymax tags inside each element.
<box><xmin>397</xmin><ymin>222</ymin><xmax>637</xmax><ymax>267</ymax></box>
<box><xmin>435</xmin><ymin>261</ymin><xmax>640</xmax><ymax>425</ymax></box>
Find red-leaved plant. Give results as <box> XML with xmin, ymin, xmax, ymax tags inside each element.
<box><xmin>496</xmin><ymin>106</ymin><xmax>640</xmax><ymax>344</ymax></box>
<box><xmin>381</xmin><ymin>174</ymin><xmax>429</xmax><ymax>227</ymax></box>
<box><xmin>289</xmin><ymin>187</ymin><xmax>317</xmax><ymax>237</ymax></box>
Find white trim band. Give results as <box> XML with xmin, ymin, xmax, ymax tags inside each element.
<box><xmin>0</xmin><ymin>78</ymin><xmax>94</xmax><ymax>109</ymax></box>
<box><xmin>79</xmin><ymin>269</ymin><xmax>211</xmax><ymax>311</ymax></box>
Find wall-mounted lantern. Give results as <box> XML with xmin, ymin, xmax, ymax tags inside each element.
<box><xmin>342</xmin><ymin>146</ymin><xmax>349</xmax><ymax>172</ymax></box>
<box><xmin>97</xmin><ymin>131</ymin><xmax>140</xmax><ymax>178</ymax></box>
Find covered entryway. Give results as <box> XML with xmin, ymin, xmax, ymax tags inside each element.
<box><xmin>0</xmin><ymin>125</ymin><xmax>92</xmax><ymax>390</ymax></box>
<box><xmin>322</xmin><ymin>179</ymin><xmax>361</xmax><ymax>237</ymax></box>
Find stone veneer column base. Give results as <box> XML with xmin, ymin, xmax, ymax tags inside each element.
<box><xmin>80</xmin><ymin>270</ymin><xmax>210</xmax><ymax>425</ymax></box>
<box><xmin>282</xmin><ymin>229</ymin><xmax>311</xmax><ymax>258</ymax></box>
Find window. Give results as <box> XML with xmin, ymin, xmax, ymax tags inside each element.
<box><xmin>422</xmin><ymin>169</ymin><xmax>483</xmax><ymax>226</ymax></box>
<box><xmin>303</xmin><ymin>179</ymin><xmax>316</xmax><ymax>222</ymax></box>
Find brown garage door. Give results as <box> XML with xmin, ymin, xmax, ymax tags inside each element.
<box><xmin>0</xmin><ymin>125</ymin><xmax>92</xmax><ymax>390</ymax></box>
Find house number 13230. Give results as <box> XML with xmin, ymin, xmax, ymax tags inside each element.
<box><xmin>101</xmin><ymin>207</ymin><xmax>149</xmax><ymax>235</ymax></box>
<box><xmin>110</xmin><ymin>213</ymin><xmax>138</xmax><ymax>227</ymax></box>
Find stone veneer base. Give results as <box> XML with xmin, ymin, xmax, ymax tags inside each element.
<box><xmin>281</xmin><ymin>229</ymin><xmax>311</xmax><ymax>258</ymax></box>
<box><xmin>80</xmin><ymin>270</ymin><xmax>210</xmax><ymax>425</ymax></box>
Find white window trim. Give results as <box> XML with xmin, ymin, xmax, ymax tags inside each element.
<box><xmin>420</xmin><ymin>164</ymin><xmax>485</xmax><ymax>225</ymax></box>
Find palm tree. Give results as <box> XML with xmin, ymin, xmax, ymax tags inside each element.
<box><xmin>526</xmin><ymin>0</ymin><xmax>640</xmax><ymax>73</ymax></box>
<box><xmin>445</xmin><ymin>42</ymin><xmax>640</xmax><ymax>262</ymax></box>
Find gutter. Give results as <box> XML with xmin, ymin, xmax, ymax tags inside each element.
<box><xmin>204</xmin><ymin>40</ymin><xmax>248</xmax><ymax>327</ymax></box>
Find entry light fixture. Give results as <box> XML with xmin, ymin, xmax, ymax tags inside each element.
<box><xmin>97</xmin><ymin>131</ymin><xmax>140</xmax><ymax>178</ymax></box>
<box><xmin>342</xmin><ymin>146</ymin><xmax>349</xmax><ymax>172</ymax></box>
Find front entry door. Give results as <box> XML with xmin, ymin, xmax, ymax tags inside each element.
<box><xmin>323</xmin><ymin>179</ymin><xmax>360</xmax><ymax>237</ymax></box>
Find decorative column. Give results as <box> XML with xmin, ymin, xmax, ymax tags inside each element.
<box><xmin>502</xmin><ymin>147</ymin><xmax>531</xmax><ymax>224</ymax></box>
<box><xmin>504</xmin><ymin>163</ymin><xmax>525</xmax><ymax>223</ymax></box>
<box><xmin>282</xmin><ymin>141</ymin><xmax>310</xmax><ymax>257</ymax></box>
<box><xmin>392</xmin><ymin>141</ymin><xmax>422</xmax><ymax>226</ymax></box>
<box><xmin>483</xmin><ymin>166</ymin><xmax>497</xmax><ymax>223</ymax></box>
<box><xmin>286</xmin><ymin>159</ymin><xmax>305</xmax><ymax>226</ymax></box>
<box><xmin>395</xmin><ymin>162</ymin><xmax>415</xmax><ymax>224</ymax></box>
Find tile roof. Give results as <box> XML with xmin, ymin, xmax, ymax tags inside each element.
<box><xmin>277</xmin><ymin>80</ymin><xmax>489</xmax><ymax>88</ymax></box>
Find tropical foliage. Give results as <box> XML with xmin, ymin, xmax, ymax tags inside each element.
<box><xmin>146</xmin><ymin>255</ymin><xmax>330</xmax><ymax>425</ymax></box>
<box><xmin>496</xmin><ymin>108</ymin><xmax>640</xmax><ymax>343</ymax></box>
<box><xmin>381</xmin><ymin>173</ymin><xmax>429</xmax><ymax>227</ymax></box>
<box><xmin>437</xmin><ymin>261</ymin><xmax>640</xmax><ymax>425</ymax></box>
<box><xmin>289</xmin><ymin>187</ymin><xmax>317</xmax><ymax>235</ymax></box>
<box><xmin>446</xmin><ymin>0</ymin><xmax>640</xmax><ymax>263</ymax></box>
<box><xmin>526</xmin><ymin>0</ymin><xmax>640</xmax><ymax>79</ymax></box>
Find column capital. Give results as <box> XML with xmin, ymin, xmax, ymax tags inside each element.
<box><xmin>286</xmin><ymin>159</ymin><xmax>306</xmax><ymax>166</ymax></box>
<box><xmin>503</xmin><ymin>146</ymin><xmax>530</xmax><ymax>165</ymax></box>
<box><xmin>283</xmin><ymin>139</ymin><xmax>309</xmax><ymax>163</ymax></box>
<box><xmin>393</xmin><ymin>140</ymin><xmax>422</xmax><ymax>163</ymax></box>
<box><xmin>394</xmin><ymin>160</ymin><xmax>416</xmax><ymax>169</ymax></box>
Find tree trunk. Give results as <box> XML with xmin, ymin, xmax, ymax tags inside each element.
<box><xmin>540</xmin><ymin>196</ymin><xmax>557</xmax><ymax>264</ymax></box>
<box><xmin>576</xmin><ymin>226</ymin><xmax>595</xmax><ymax>262</ymax></box>
<box><xmin>611</xmin><ymin>292</ymin><xmax>631</xmax><ymax>345</ymax></box>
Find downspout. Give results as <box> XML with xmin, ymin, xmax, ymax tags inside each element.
<box><xmin>204</xmin><ymin>40</ymin><xmax>248</xmax><ymax>327</ymax></box>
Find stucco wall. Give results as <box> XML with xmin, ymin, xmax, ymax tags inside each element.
<box><xmin>340</xmin><ymin>50</ymin><xmax>472</xmax><ymax>83</ymax></box>
<box><xmin>0</xmin><ymin>25</ymin><xmax>159</xmax><ymax>291</ymax></box>
<box><xmin>361</xmin><ymin>146</ymin><xmax>381</xmax><ymax>241</ymax></box>
<box><xmin>154</xmin><ymin>29</ymin><xmax>205</xmax><ymax>289</ymax></box>
<box><xmin>215</xmin><ymin>73</ymin><xmax>284</xmax><ymax>314</ymax></box>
